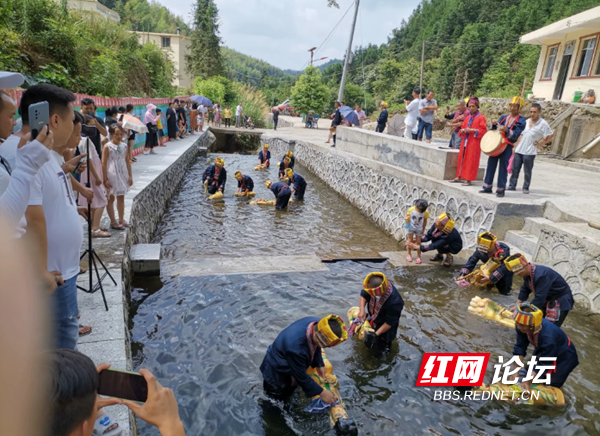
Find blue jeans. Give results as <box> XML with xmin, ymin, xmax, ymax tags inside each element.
<box><xmin>417</xmin><ymin>120</ymin><xmax>432</xmax><ymax>140</ymax></box>
<box><xmin>51</xmin><ymin>276</ymin><xmax>79</xmax><ymax>349</ymax></box>
<box><xmin>483</xmin><ymin>145</ymin><xmax>513</xmax><ymax>192</ymax></box>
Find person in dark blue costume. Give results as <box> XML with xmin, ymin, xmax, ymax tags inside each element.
<box><xmin>265</xmin><ymin>180</ymin><xmax>292</xmax><ymax>210</ymax></box>
<box><xmin>260</xmin><ymin>315</ymin><xmax>347</xmax><ymax>401</ymax></box>
<box><xmin>512</xmin><ymin>302</ymin><xmax>579</xmax><ymax>389</ymax></box>
<box><xmin>458</xmin><ymin>232</ymin><xmax>513</xmax><ymax>294</ymax></box>
<box><xmin>202</xmin><ymin>157</ymin><xmax>227</xmax><ymax>195</ymax></box>
<box><xmin>258</xmin><ymin>144</ymin><xmax>271</xmax><ymax>167</ymax></box>
<box><xmin>356</xmin><ymin>272</ymin><xmax>404</xmax><ymax>352</ymax></box>
<box><xmin>282</xmin><ymin>168</ymin><xmax>307</xmax><ymax>201</ymax></box>
<box><xmin>481</xmin><ymin>96</ymin><xmax>527</xmax><ymax>197</ymax></box>
<box><xmin>408</xmin><ymin>212</ymin><xmax>463</xmax><ymax>267</ymax></box>
<box><xmin>234</xmin><ymin>171</ymin><xmax>254</xmax><ymax>195</ymax></box>
<box><xmin>375</xmin><ymin>102</ymin><xmax>388</xmax><ymax>133</ymax></box>
<box><xmin>277</xmin><ymin>156</ymin><xmax>292</xmax><ymax>178</ymax></box>
<box><xmin>505</xmin><ymin>253</ymin><xmax>574</xmax><ymax>327</ymax></box>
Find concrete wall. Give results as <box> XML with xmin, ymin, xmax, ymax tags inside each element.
<box><xmin>264</xmin><ymin>137</ymin><xmax>540</xmax><ymax>249</ymax></box>
<box><xmin>65</xmin><ymin>0</ymin><xmax>120</xmax><ymax>21</ymax></box>
<box><xmin>336</xmin><ymin>127</ymin><xmax>460</xmax><ymax>180</ymax></box>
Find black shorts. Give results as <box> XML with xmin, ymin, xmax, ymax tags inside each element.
<box><xmin>158</xmin><ymin>129</ymin><xmax>164</xmax><ymax>137</ymax></box>
<box><xmin>128</xmin><ymin>132</ymin><xmax>136</xmax><ymax>141</ymax></box>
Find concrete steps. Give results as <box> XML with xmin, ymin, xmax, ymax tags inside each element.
<box><xmin>505</xmin><ymin>230</ymin><xmax>538</xmax><ymax>259</ymax></box>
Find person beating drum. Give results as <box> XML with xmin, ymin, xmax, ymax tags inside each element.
<box><xmin>480</xmin><ymin>97</ymin><xmax>526</xmax><ymax>197</ymax></box>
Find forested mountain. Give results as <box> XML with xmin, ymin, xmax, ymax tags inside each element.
<box><xmin>222</xmin><ymin>47</ymin><xmax>297</xmax><ymax>82</ymax></box>
<box><xmin>99</xmin><ymin>0</ymin><xmax>191</xmax><ymax>35</ymax></box>
<box><xmin>331</xmin><ymin>0</ymin><xmax>600</xmax><ymax>106</ymax></box>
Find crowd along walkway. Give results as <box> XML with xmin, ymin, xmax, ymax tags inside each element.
<box><xmin>76</xmin><ymin>133</ymin><xmax>202</xmax><ymax>436</ymax></box>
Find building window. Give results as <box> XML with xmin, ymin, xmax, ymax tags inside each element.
<box><xmin>162</xmin><ymin>37</ymin><xmax>171</xmax><ymax>48</ymax></box>
<box><xmin>574</xmin><ymin>36</ymin><xmax>596</xmax><ymax>77</ymax></box>
<box><xmin>542</xmin><ymin>45</ymin><xmax>558</xmax><ymax>79</ymax></box>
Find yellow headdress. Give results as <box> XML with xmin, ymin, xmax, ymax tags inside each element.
<box><xmin>513</xmin><ymin>302</ymin><xmax>543</xmax><ymax>334</ymax></box>
<box><xmin>283</xmin><ymin>157</ymin><xmax>291</xmax><ymax>164</ymax></box>
<box><xmin>234</xmin><ymin>171</ymin><xmax>242</xmax><ymax>180</ymax></box>
<box><xmin>286</xmin><ymin>151</ymin><xmax>293</xmax><ymax>158</ymax></box>
<box><xmin>215</xmin><ymin>157</ymin><xmax>225</xmax><ymax>167</ymax></box>
<box><xmin>437</xmin><ymin>212</ymin><xmax>454</xmax><ymax>234</ymax></box>
<box><xmin>265</xmin><ymin>180</ymin><xmax>273</xmax><ymax>188</ymax></box>
<box><xmin>477</xmin><ymin>232</ymin><xmax>497</xmax><ymax>253</ymax></box>
<box><xmin>314</xmin><ymin>315</ymin><xmax>348</xmax><ymax>348</ymax></box>
<box><xmin>380</xmin><ymin>100</ymin><xmax>388</xmax><ymax>108</ymax></box>
<box><xmin>284</xmin><ymin>168</ymin><xmax>294</xmax><ymax>178</ymax></box>
<box><xmin>263</xmin><ymin>144</ymin><xmax>270</xmax><ymax>149</ymax></box>
<box><xmin>510</xmin><ymin>96</ymin><xmax>524</xmax><ymax>108</ymax></box>
<box><xmin>362</xmin><ymin>272</ymin><xmax>391</xmax><ymax>298</ymax></box>
<box><xmin>504</xmin><ymin>253</ymin><xmax>528</xmax><ymax>274</ymax></box>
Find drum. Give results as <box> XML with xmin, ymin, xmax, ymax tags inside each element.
<box><xmin>481</xmin><ymin>130</ymin><xmax>508</xmax><ymax>157</ymax></box>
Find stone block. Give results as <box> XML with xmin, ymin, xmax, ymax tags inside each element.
<box><xmin>198</xmin><ymin>146</ymin><xmax>208</xmax><ymax>157</ymax></box>
<box><xmin>505</xmin><ymin>230</ymin><xmax>539</xmax><ymax>255</ymax></box>
<box><xmin>129</xmin><ymin>243</ymin><xmax>161</xmax><ymax>276</ymax></box>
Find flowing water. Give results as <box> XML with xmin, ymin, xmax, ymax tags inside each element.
<box><xmin>130</xmin><ymin>154</ymin><xmax>600</xmax><ymax>436</ymax></box>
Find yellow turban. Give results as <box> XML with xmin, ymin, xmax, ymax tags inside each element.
<box><xmin>265</xmin><ymin>180</ymin><xmax>273</xmax><ymax>188</ymax></box>
<box><xmin>215</xmin><ymin>157</ymin><xmax>225</xmax><ymax>167</ymax></box>
<box><xmin>437</xmin><ymin>212</ymin><xmax>455</xmax><ymax>234</ymax></box>
<box><xmin>504</xmin><ymin>253</ymin><xmax>528</xmax><ymax>274</ymax></box>
<box><xmin>286</xmin><ymin>151</ymin><xmax>293</xmax><ymax>158</ymax></box>
<box><xmin>362</xmin><ymin>272</ymin><xmax>390</xmax><ymax>298</ymax></box>
<box><xmin>476</xmin><ymin>232</ymin><xmax>497</xmax><ymax>253</ymax></box>
<box><xmin>284</xmin><ymin>157</ymin><xmax>291</xmax><ymax>164</ymax></box>
<box><xmin>284</xmin><ymin>168</ymin><xmax>293</xmax><ymax>178</ymax></box>
<box><xmin>510</xmin><ymin>96</ymin><xmax>524</xmax><ymax>108</ymax></box>
<box><xmin>234</xmin><ymin>171</ymin><xmax>242</xmax><ymax>179</ymax></box>
<box><xmin>264</xmin><ymin>144</ymin><xmax>270</xmax><ymax>149</ymax></box>
<box><xmin>314</xmin><ymin>315</ymin><xmax>348</xmax><ymax>348</ymax></box>
<box><xmin>513</xmin><ymin>302</ymin><xmax>543</xmax><ymax>334</ymax></box>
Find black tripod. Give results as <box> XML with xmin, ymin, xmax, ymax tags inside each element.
<box><xmin>77</xmin><ymin>136</ymin><xmax>116</xmax><ymax>311</ymax></box>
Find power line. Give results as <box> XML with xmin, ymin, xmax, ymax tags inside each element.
<box><xmin>426</xmin><ymin>40</ymin><xmax>519</xmax><ymax>47</ymax></box>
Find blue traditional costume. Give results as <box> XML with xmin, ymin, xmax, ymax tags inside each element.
<box><xmin>266</xmin><ymin>180</ymin><xmax>292</xmax><ymax>210</ymax></box>
<box><xmin>234</xmin><ymin>171</ymin><xmax>253</xmax><ymax>193</ymax></box>
<box><xmin>278</xmin><ymin>156</ymin><xmax>293</xmax><ymax>178</ymax></box>
<box><xmin>460</xmin><ymin>232</ymin><xmax>513</xmax><ymax>295</ymax></box>
<box><xmin>283</xmin><ymin>168</ymin><xmax>307</xmax><ymax>200</ymax></box>
<box><xmin>482</xmin><ymin>96</ymin><xmax>527</xmax><ymax>196</ymax></box>
<box><xmin>258</xmin><ymin>145</ymin><xmax>271</xmax><ymax>167</ymax></box>
<box><xmin>420</xmin><ymin>213</ymin><xmax>463</xmax><ymax>265</ymax></box>
<box><xmin>202</xmin><ymin>157</ymin><xmax>227</xmax><ymax>195</ymax></box>
<box><xmin>512</xmin><ymin>303</ymin><xmax>579</xmax><ymax>388</ymax></box>
<box><xmin>359</xmin><ymin>273</ymin><xmax>404</xmax><ymax>350</ymax></box>
<box><xmin>260</xmin><ymin>315</ymin><xmax>347</xmax><ymax>398</ymax></box>
<box><xmin>375</xmin><ymin>103</ymin><xmax>388</xmax><ymax>133</ymax></box>
<box><xmin>505</xmin><ymin>254</ymin><xmax>574</xmax><ymax>327</ymax></box>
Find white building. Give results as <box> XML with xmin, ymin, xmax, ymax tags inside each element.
<box><xmin>520</xmin><ymin>6</ymin><xmax>600</xmax><ymax>102</ymax></box>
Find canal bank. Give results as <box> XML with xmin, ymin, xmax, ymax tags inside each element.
<box><xmin>261</xmin><ymin>117</ymin><xmax>600</xmax><ymax>314</ymax></box>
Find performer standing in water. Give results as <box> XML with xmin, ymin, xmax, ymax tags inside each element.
<box><xmin>258</xmin><ymin>144</ymin><xmax>271</xmax><ymax>168</ymax></box>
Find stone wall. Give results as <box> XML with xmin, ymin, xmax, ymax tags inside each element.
<box><xmin>122</xmin><ymin>130</ymin><xmax>214</xmax><ymax>289</ymax></box>
<box><xmin>265</xmin><ymin>137</ymin><xmax>540</xmax><ymax>249</ymax></box>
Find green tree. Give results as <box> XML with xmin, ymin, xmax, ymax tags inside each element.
<box><xmin>194</xmin><ymin>77</ymin><xmax>226</xmax><ymax>104</ymax></box>
<box><xmin>290</xmin><ymin>66</ymin><xmax>330</xmax><ymax>114</ymax></box>
<box><xmin>186</xmin><ymin>0</ymin><xmax>225</xmax><ymax>80</ymax></box>
<box><xmin>433</xmin><ymin>47</ymin><xmax>456</xmax><ymax>101</ymax></box>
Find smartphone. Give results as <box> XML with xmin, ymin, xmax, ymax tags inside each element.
<box><xmin>28</xmin><ymin>101</ymin><xmax>49</xmax><ymax>140</ymax></box>
<box><xmin>98</xmin><ymin>368</ymin><xmax>148</xmax><ymax>403</ymax></box>
<box><xmin>81</xmin><ymin>124</ymin><xmax>98</xmax><ymax>138</ymax></box>
<box><xmin>73</xmin><ymin>155</ymin><xmax>88</xmax><ymax>174</ymax></box>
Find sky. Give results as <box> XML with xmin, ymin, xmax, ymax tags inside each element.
<box><xmin>155</xmin><ymin>0</ymin><xmax>421</xmax><ymax>71</ymax></box>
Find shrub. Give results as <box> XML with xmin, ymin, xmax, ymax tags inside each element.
<box><xmin>233</xmin><ymin>83</ymin><xmax>269</xmax><ymax>128</ymax></box>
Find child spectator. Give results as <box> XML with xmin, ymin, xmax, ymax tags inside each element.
<box><xmin>102</xmin><ymin>124</ymin><xmax>132</xmax><ymax>230</ymax></box>
<box><xmin>156</xmin><ymin>108</ymin><xmax>166</xmax><ymax>146</ymax></box>
<box><xmin>404</xmin><ymin>199</ymin><xmax>429</xmax><ymax>264</ymax></box>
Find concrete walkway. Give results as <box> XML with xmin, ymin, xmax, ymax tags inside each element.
<box><xmin>266</xmin><ymin>116</ymin><xmax>600</xmax><ymax>223</ymax></box>
<box><xmin>77</xmin><ymin>133</ymin><xmax>200</xmax><ymax>436</ymax></box>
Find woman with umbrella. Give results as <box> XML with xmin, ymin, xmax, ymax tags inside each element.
<box><xmin>143</xmin><ymin>103</ymin><xmax>159</xmax><ymax>155</ymax></box>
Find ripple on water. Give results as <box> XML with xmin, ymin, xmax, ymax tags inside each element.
<box><xmin>131</xmin><ymin>155</ymin><xmax>599</xmax><ymax>436</ymax></box>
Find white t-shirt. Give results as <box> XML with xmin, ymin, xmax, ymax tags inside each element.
<box><xmin>0</xmin><ymin>134</ymin><xmax>20</xmax><ymax>169</ymax></box>
<box><xmin>515</xmin><ymin>117</ymin><xmax>553</xmax><ymax>156</ymax></box>
<box><xmin>404</xmin><ymin>99</ymin><xmax>420</xmax><ymax>127</ymax></box>
<box><xmin>236</xmin><ymin>105</ymin><xmax>243</xmax><ymax>116</ymax></box>
<box><xmin>29</xmin><ymin>151</ymin><xmax>83</xmax><ymax>280</ymax></box>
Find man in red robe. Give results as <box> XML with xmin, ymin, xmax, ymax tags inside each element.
<box><xmin>453</xmin><ymin>97</ymin><xmax>487</xmax><ymax>186</ymax></box>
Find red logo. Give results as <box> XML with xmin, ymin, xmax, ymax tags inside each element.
<box><xmin>416</xmin><ymin>353</ymin><xmax>490</xmax><ymax>386</ymax></box>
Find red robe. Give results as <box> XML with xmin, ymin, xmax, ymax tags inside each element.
<box><xmin>457</xmin><ymin>111</ymin><xmax>487</xmax><ymax>181</ymax></box>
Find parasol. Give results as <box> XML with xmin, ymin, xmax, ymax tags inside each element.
<box><xmin>190</xmin><ymin>95</ymin><xmax>213</xmax><ymax>107</ymax></box>
<box><xmin>387</xmin><ymin>114</ymin><xmax>406</xmax><ymax>136</ymax></box>
<box><xmin>342</xmin><ymin>110</ymin><xmax>360</xmax><ymax>126</ymax></box>
<box><xmin>121</xmin><ymin>114</ymin><xmax>148</xmax><ymax>134</ymax></box>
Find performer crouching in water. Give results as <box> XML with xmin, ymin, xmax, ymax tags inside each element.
<box><xmin>407</xmin><ymin>213</ymin><xmax>463</xmax><ymax>267</ymax></box>
<box><xmin>357</xmin><ymin>272</ymin><xmax>404</xmax><ymax>354</ymax></box>
<box><xmin>283</xmin><ymin>168</ymin><xmax>307</xmax><ymax>201</ymax></box>
<box><xmin>234</xmin><ymin>171</ymin><xmax>254</xmax><ymax>196</ymax></box>
<box><xmin>512</xmin><ymin>303</ymin><xmax>579</xmax><ymax>390</ymax></box>
<box><xmin>265</xmin><ymin>180</ymin><xmax>292</xmax><ymax>210</ymax></box>
<box><xmin>260</xmin><ymin>315</ymin><xmax>347</xmax><ymax>402</ymax></box>
<box><xmin>202</xmin><ymin>157</ymin><xmax>227</xmax><ymax>195</ymax></box>
<box><xmin>278</xmin><ymin>156</ymin><xmax>293</xmax><ymax>178</ymax></box>
<box><xmin>458</xmin><ymin>232</ymin><xmax>513</xmax><ymax>294</ymax></box>
<box><xmin>258</xmin><ymin>143</ymin><xmax>271</xmax><ymax>168</ymax></box>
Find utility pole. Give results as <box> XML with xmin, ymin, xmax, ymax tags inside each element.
<box><xmin>308</xmin><ymin>47</ymin><xmax>317</xmax><ymax>66</ymax></box>
<box><xmin>419</xmin><ymin>40</ymin><xmax>426</xmax><ymax>96</ymax></box>
<box><xmin>338</xmin><ymin>0</ymin><xmax>360</xmax><ymax>103</ymax></box>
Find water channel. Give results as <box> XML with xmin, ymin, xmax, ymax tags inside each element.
<box><xmin>130</xmin><ymin>154</ymin><xmax>600</xmax><ymax>436</ymax></box>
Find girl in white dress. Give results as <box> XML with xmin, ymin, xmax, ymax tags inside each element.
<box><xmin>102</xmin><ymin>124</ymin><xmax>133</xmax><ymax>230</ymax></box>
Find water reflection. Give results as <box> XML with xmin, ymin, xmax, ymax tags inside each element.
<box><xmin>130</xmin><ymin>155</ymin><xmax>600</xmax><ymax>436</ymax></box>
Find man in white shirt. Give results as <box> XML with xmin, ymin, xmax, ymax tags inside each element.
<box><xmin>235</xmin><ymin>103</ymin><xmax>243</xmax><ymax>128</ymax></box>
<box><xmin>507</xmin><ymin>103</ymin><xmax>554</xmax><ymax>194</ymax></box>
<box><xmin>22</xmin><ymin>84</ymin><xmax>84</xmax><ymax>349</ymax></box>
<box><xmin>403</xmin><ymin>87</ymin><xmax>421</xmax><ymax>139</ymax></box>
<box><xmin>354</xmin><ymin>104</ymin><xmax>366</xmax><ymax>127</ymax></box>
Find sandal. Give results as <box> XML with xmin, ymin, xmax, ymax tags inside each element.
<box><xmin>416</xmin><ymin>258</ymin><xmax>422</xmax><ymax>265</ymax></box>
<box><xmin>119</xmin><ymin>221</ymin><xmax>131</xmax><ymax>228</ymax></box>
<box><xmin>92</xmin><ymin>229</ymin><xmax>112</xmax><ymax>238</ymax></box>
<box><xmin>443</xmin><ymin>255</ymin><xmax>454</xmax><ymax>267</ymax></box>
<box><xmin>79</xmin><ymin>324</ymin><xmax>92</xmax><ymax>337</ymax></box>
<box><xmin>450</xmin><ymin>178</ymin><xmax>462</xmax><ymax>183</ymax></box>
<box><xmin>93</xmin><ymin>411</ymin><xmax>122</xmax><ymax>436</ymax></box>
<box><xmin>110</xmin><ymin>222</ymin><xmax>124</xmax><ymax>230</ymax></box>
<box><xmin>406</xmin><ymin>255</ymin><xmax>413</xmax><ymax>263</ymax></box>
<box><xmin>430</xmin><ymin>253</ymin><xmax>443</xmax><ymax>262</ymax></box>
<box><xmin>462</xmin><ymin>181</ymin><xmax>472</xmax><ymax>186</ymax></box>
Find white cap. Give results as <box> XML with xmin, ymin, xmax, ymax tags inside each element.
<box><xmin>0</xmin><ymin>72</ymin><xmax>25</xmax><ymax>89</ymax></box>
